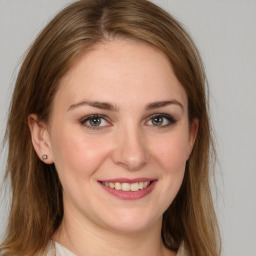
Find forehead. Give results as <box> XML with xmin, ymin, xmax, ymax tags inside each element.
<box><xmin>54</xmin><ymin>40</ymin><xmax>188</xmax><ymax>111</ymax></box>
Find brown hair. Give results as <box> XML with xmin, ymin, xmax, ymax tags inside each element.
<box><xmin>0</xmin><ymin>0</ymin><xmax>221</xmax><ymax>255</ymax></box>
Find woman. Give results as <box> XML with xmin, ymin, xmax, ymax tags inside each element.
<box><xmin>0</xmin><ymin>0</ymin><xmax>221</xmax><ymax>255</ymax></box>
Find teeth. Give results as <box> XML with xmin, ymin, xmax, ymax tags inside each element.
<box><xmin>143</xmin><ymin>181</ymin><xmax>148</xmax><ymax>188</ymax></box>
<box><xmin>115</xmin><ymin>182</ymin><xmax>122</xmax><ymax>190</ymax></box>
<box><xmin>122</xmin><ymin>183</ymin><xmax>130</xmax><ymax>191</ymax></box>
<box><xmin>102</xmin><ymin>181</ymin><xmax>151</xmax><ymax>191</ymax></box>
<box><xmin>109</xmin><ymin>182</ymin><xmax>115</xmax><ymax>188</ymax></box>
<box><xmin>131</xmin><ymin>183</ymin><xmax>139</xmax><ymax>191</ymax></box>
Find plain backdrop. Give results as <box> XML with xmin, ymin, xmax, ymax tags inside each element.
<box><xmin>0</xmin><ymin>1</ymin><xmax>255</xmax><ymax>255</ymax></box>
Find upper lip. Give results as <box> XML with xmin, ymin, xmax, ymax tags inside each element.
<box><xmin>98</xmin><ymin>178</ymin><xmax>157</xmax><ymax>183</ymax></box>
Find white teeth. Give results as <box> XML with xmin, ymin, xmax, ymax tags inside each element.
<box><xmin>115</xmin><ymin>182</ymin><xmax>122</xmax><ymax>190</ymax></box>
<box><xmin>143</xmin><ymin>181</ymin><xmax>150</xmax><ymax>188</ymax></box>
<box><xmin>131</xmin><ymin>183</ymin><xmax>139</xmax><ymax>191</ymax></box>
<box><xmin>138</xmin><ymin>182</ymin><xmax>144</xmax><ymax>190</ymax></box>
<box><xmin>122</xmin><ymin>183</ymin><xmax>130</xmax><ymax>191</ymax></box>
<box><xmin>102</xmin><ymin>181</ymin><xmax>151</xmax><ymax>191</ymax></box>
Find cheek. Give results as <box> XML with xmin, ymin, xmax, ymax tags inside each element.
<box><xmin>50</xmin><ymin>127</ymin><xmax>111</xmax><ymax>178</ymax></box>
<box><xmin>151</xmin><ymin>131</ymin><xmax>189</xmax><ymax>174</ymax></box>
<box><xmin>148</xmin><ymin>129</ymin><xmax>189</xmax><ymax>214</ymax></box>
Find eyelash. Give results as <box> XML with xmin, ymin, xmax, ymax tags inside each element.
<box><xmin>79</xmin><ymin>113</ymin><xmax>177</xmax><ymax>130</ymax></box>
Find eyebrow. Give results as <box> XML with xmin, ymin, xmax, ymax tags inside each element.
<box><xmin>68</xmin><ymin>101</ymin><xmax>119</xmax><ymax>112</ymax></box>
<box><xmin>145</xmin><ymin>100</ymin><xmax>184</xmax><ymax>111</ymax></box>
<box><xmin>68</xmin><ymin>100</ymin><xmax>183</xmax><ymax>112</ymax></box>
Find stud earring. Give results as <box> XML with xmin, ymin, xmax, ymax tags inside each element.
<box><xmin>42</xmin><ymin>155</ymin><xmax>48</xmax><ymax>160</ymax></box>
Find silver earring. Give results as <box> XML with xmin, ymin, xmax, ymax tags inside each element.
<box><xmin>42</xmin><ymin>155</ymin><xmax>48</xmax><ymax>160</ymax></box>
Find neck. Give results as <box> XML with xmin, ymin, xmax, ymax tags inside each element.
<box><xmin>52</xmin><ymin>207</ymin><xmax>176</xmax><ymax>256</ymax></box>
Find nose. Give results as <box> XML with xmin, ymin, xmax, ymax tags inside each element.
<box><xmin>111</xmin><ymin>126</ymin><xmax>149</xmax><ymax>171</ymax></box>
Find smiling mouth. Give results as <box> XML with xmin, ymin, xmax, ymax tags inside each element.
<box><xmin>100</xmin><ymin>181</ymin><xmax>152</xmax><ymax>192</ymax></box>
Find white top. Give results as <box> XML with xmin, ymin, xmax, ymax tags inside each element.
<box><xmin>55</xmin><ymin>242</ymin><xmax>75</xmax><ymax>256</ymax></box>
<box><xmin>46</xmin><ymin>241</ymin><xmax>188</xmax><ymax>256</ymax></box>
<box><xmin>46</xmin><ymin>241</ymin><xmax>74</xmax><ymax>256</ymax></box>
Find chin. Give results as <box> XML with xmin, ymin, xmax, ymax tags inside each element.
<box><xmin>100</xmin><ymin>208</ymin><xmax>161</xmax><ymax>233</ymax></box>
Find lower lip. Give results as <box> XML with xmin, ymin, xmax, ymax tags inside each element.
<box><xmin>98</xmin><ymin>181</ymin><xmax>157</xmax><ymax>200</ymax></box>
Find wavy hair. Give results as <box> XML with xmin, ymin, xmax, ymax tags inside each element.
<box><xmin>0</xmin><ymin>0</ymin><xmax>221</xmax><ymax>255</ymax></box>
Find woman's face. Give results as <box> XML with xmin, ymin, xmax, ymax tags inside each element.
<box><xmin>41</xmin><ymin>40</ymin><xmax>197</xmax><ymax>233</ymax></box>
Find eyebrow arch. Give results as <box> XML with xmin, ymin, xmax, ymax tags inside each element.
<box><xmin>145</xmin><ymin>100</ymin><xmax>184</xmax><ymax>111</ymax></box>
<box><xmin>68</xmin><ymin>101</ymin><xmax>119</xmax><ymax>112</ymax></box>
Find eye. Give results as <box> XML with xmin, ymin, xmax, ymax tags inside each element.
<box><xmin>80</xmin><ymin>114</ymin><xmax>110</xmax><ymax>130</ymax></box>
<box><xmin>146</xmin><ymin>114</ymin><xmax>176</xmax><ymax>127</ymax></box>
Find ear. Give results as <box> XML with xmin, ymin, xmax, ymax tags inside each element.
<box><xmin>28</xmin><ymin>114</ymin><xmax>54</xmax><ymax>164</ymax></box>
<box><xmin>187</xmin><ymin>118</ymin><xmax>199</xmax><ymax>160</ymax></box>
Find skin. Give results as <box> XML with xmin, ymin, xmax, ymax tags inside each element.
<box><xmin>29</xmin><ymin>40</ymin><xmax>198</xmax><ymax>256</ymax></box>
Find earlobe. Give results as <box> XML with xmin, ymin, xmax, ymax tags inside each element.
<box><xmin>187</xmin><ymin>118</ymin><xmax>199</xmax><ymax>159</ymax></box>
<box><xmin>28</xmin><ymin>114</ymin><xmax>53</xmax><ymax>164</ymax></box>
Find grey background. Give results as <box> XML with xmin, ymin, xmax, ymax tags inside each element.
<box><xmin>0</xmin><ymin>1</ymin><xmax>255</xmax><ymax>255</ymax></box>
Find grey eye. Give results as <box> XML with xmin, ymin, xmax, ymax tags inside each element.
<box><xmin>80</xmin><ymin>115</ymin><xmax>109</xmax><ymax>129</ymax></box>
<box><xmin>152</xmin><ymin>116</ymin><xmax>164</xmax><ymax>126</ymax></box>
<box><xmin>88</xmin><ymin>117</ymin><xmax>102</xmax><ymax>126</ymax></box>
<box><xmin>146</xmin><ymin>114</ymin><xmax>176</xmax><ymax>127</ymax></box>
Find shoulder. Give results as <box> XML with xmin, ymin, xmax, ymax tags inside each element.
<box><xmin>0</xmin><ymin>249</ymin><xmax>6</xmax><ymax>256</ymax></box>
<box><xmin>0</xmin><ymin>243</ymin><xmax>56</xmax><ymax>256</ymax></box>
<box><xmin>45</xmin><ymin>241</ymin><xmax>75</xmax><ymax>256</ymax></box>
